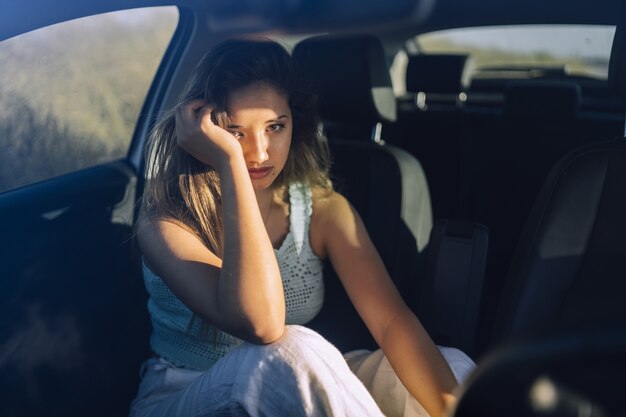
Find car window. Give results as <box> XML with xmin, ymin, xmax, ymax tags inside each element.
<box><xmin>391</xmin><ymin>25</ymin><xmax>615</xmax><ymax>95</ymax></box>
<box><xmin>0</xmin><ymin>7</ymin><xmax>178</xmax><ymax>194</ymax></box>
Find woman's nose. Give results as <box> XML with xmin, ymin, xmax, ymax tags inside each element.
<box><xmin>244</xmin><ymin>131</ymin><xmax>269</xmax><ymax>164</ymax></box>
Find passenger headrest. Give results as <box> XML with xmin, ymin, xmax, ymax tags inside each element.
<box><xmin>292</xmin><ymin>34</ymin><xmax>396</xmax><ymax>124</ymax></box>
<box><xmin>405</xmin><ymin>54</ymin><xmax>469</xmax><ymax>94</ymax></box>
<box><xmin>504</xmin><ymin>80</ymin><xmax>581</xmax><ymax>120</ymax></box>
<box><xmin>609</xmin><ymin>26</ymin><xmax>626</xmax><ymax>100</ymax></box>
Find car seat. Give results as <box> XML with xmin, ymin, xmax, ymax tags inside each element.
<box><xmin>492</xmin><ymin>138</ymin><xmax>626</xmax><ymax>343</ymax></box>
<box><xmin>391</xmin><ymin>53</ymin><xmax>470</xmax><ymax>220</ymax></box>
<box><xmin>404</xmin><ymin>53</ymin><xmax>469</xmax><ymax>110</ymax></box>
<box><xmin>491</xmin><ymin>25</ymin><xmax>626</xmax><ymax>344</ymax></box>
<box><xmin>452</xmin><ymin>26</ymin><xmax>626</xmax><ymax>417</ymax></box>
<box><xmin>292</xmin><ymin>34</ymin><xmax>433</xmax><ymax>351</ymax></box>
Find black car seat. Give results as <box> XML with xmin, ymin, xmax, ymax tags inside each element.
<box><xmin>292</xmin><ymin>34</ymin><xmax>433</xmax><ymax>351</ymax></box>
<box><xmin>491</xmin><ymin>26</ymin><xmax>626</xmax><ymax>347</ymax></box>
<box><xmin>452</xmin><ymin>26</ymin><xmax>626</xmax><ymax>417</ymax></box>
<box><xmin>492</xmin><ymin>137</ymin><xmax>626</xmax><ymax>342</ymax></box>
<box><xmin>392</xmin><ymin>53</ymin><xmax>470</xmax><ymax>219</ymax></box>
<box><xmin>404</xmin><ymin>53</ymin><xmax>469</xmax><ymax>110</ymax></box>
<box><xmin>460</xmin><ymin>79</ymin><xmax>593</xmax><ymax>354</ymax></box>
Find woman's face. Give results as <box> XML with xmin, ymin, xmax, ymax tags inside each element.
<box><xmin>226</xmin><ymin>81</ymin><xmax>292</xmax><ymax>192</ymax></box>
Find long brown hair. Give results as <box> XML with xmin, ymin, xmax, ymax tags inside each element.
<box><xmin>140</xmin><ymin>39</ymin><xmax>332</xmax><ymax>256</ymax></box>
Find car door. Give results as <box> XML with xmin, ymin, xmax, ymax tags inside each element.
<box><xmin>0</xmin><ymin>6</ymin><xmax>185</xmax><ymax>417</ymax></box>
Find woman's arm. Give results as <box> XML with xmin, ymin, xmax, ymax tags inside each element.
<box><xmin>137</xmin><ymin>101</ymin><xmax>285</xmax><ymax>344</ymax></box>
<box><xmin>314</xmin><ymin>192</ymin><xmax>457</xmax><ymax>417</ymax></box>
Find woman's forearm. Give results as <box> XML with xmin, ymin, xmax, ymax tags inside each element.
<box><xmin>173</xmin><ymin>103</ymin><xmax>285</xmax><ymax>343</ymax></box>
<box><xmin>380</xmin><ymin>309</ymin><xmax>457</xmax><ymax>417</ymax></box>
<box><xmin>214</xmin><ymin>154</ymin><xmax>285</xmax><ymax>343</ymax></box>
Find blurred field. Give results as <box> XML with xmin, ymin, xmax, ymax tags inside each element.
<box><xmin>420</xmin><ymin>36</ymin><xmax>609</xmax><ymax>78</ymax></box>
<box><xmin>0</xmin><ymin>7</ymin><xmax>177</xmax><ymax>192</ymax></box>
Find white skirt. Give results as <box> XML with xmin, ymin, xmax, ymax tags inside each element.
<box><xmin>129</xmin><ymin>325</ymin><xmax>475</xmax><ymax>417</ymax></box>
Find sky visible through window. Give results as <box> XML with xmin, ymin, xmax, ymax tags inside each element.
<box><xmin>430</xmin><ymin>25</ymin><xmax>615</xmax><ymax>59</ymax></box>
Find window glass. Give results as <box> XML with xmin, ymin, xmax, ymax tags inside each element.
<box><xmin>0</xmin><ymin>7</ymin><xmax>178</xmax><ymax>193</ymax></box>
<box><xmin>391</xmin><ymin>25</ymin><xmax>615</xmax><ymax>95</ymax></box>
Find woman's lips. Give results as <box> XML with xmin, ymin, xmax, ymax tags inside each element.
<box><xmin>247</xmin><ymin>167</ymin><xmax>273</xmax><ymax>179</ymax></box>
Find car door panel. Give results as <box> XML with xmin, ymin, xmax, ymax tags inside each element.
<box><xmin>0</xmin><ymin>160</ymin><xmax>150</xmax><ymax>417</ymax></box>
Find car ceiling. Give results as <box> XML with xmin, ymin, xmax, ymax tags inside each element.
<box><xmin>424</xmin><ymin>0</ymin><xmax>626</xmax><ymax>33</ymax></box>
<box><xmin>2</xmin><ymin>0</ymin><xmax>626</xmax><ymax>43</ymax></box>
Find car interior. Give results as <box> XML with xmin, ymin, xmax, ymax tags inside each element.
<box><xmin>1</xmin><ymin>0</ymin><xmax>626</xmax><ymax>416</ymax></box>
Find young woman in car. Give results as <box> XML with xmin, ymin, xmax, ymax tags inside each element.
<box><xmin>131</xmin><ymin>39</ymin><xmax>474</xmax><ymax>417</ymax></box>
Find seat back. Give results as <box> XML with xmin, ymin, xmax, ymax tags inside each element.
<box><xmin>504</xmin><ymin>80</ymin><xmax>581</xmax><ymax>124</ymax></box>
<box><xmin>493</xmin><ymin>139</ymin><xmax>626</xmax><ymax>342</ymax></box>
<box><xmin>390</xmin><ymin>54</ymin><xmax>469</xmax><ymax>218</ymax></box>
<box><xmin>292</xmin><ymin>34</ymin><xmax>397</xmax><ymax>142</ymax></box>
<box><xmin>293</xmin><ymin>34</ymin><xmax>433</xmax><ymax>351</ymax></box>
<box><xmin>458</xmin><ymin>79</ymin><xmax>595</xmax><ymax>352</ymax></box>
<box><xmin>405</xmin><ymin>53</ymin><xmax>469</xmax><ymax>109</ymax></box>
<box><xmin>492</xmin><ymin>27</ymin><xmax>626</xmax><ymax>343</ymax></box>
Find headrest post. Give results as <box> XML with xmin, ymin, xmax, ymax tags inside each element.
<box><xmin>416</xmin><ymin>92</ymin><xmax>427</xmax><ymax>110</ymax></box>
<box><xmin>371</xmin><ymin>122</ymin><xmax>384</xmax><ymax>144</ymax></box>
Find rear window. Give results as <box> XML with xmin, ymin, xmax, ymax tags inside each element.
<box><xmin>391</xmin><ymin>25</ymin><xmax>615</xmax><ymax>95</ymax></box>
<box><xmin>0</xmin><ymin>7</ymin><xmax>178</xmax><ymax>193</ymax></box>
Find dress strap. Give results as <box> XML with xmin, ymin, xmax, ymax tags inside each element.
<box><xmin>288</xmin><ymin>182</ymin><xmax>313</xmax><ymax>255</ymax></box>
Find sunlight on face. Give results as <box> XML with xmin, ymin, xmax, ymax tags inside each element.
<box><xmin>226</xmin><ymin>82</ymin><xmax>292</xmax><ymax>191</ymax></box>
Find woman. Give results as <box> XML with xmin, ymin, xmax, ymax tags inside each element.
<box><xmin>131</xmin><ymin>39</ymin><xmax>474</xmax><ymax>417</ymax></box>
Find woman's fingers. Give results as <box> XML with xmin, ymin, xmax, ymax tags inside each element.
<box><xmin>174</xmin><ymin>99</ymin><xmax>239</xmax><ymax>165</ymax></box>
<box><xmin>177</xmin><ymin>99</ymin><xmax>209</xmax><ymax>125</ymax></box>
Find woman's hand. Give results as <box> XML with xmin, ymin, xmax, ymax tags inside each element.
<box><xmin>175</xmin><ymin>99</ymin><xmax>241</xmax><ymax>169</ymax></box>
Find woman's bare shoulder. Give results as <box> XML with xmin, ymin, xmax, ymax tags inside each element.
<box><xmin>311</xmin><ymin>187</ymin><xmax>350</xmax><ymax>219</ymax></box>
<box><xmin>136</xmin><ymin>215</ymin><xmax>208</xmax><ymax>257</ymax></box>
<box><xmin>309</xmin><ymin>188</ymin><xmax>354</xmax><ymax>258</ymax></box>
<box><xmin>137</xmin><ymin>215</ymin><xmax>193</xmax><ymax>240</ymax></box>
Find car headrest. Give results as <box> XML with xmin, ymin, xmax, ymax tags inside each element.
<box><xmin>609</xmin><ymin>26</ymin><xmax>626</xmax><ymax>101</ymax></box>
<box><xmin>405</xmin><ymin>53</ymin><xmax>469</xmax><ymax>94</ymax></box>
<box><xmin>504</xmin><ymin>80</ymin><xmax>581</xmax><ymax>120</ymax></box>
<box><xmin>292</xmin><ymin>34</ymin><xmax>396</xmax><ymax>125</ymax></box>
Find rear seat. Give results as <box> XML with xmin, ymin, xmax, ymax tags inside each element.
<box><xmin>459</xmin><ymin>77</ymin><xmax>624</xmax><ymax>355</ymax></box>
<box><xmin>388</xmin><ymin>53</ymin><xmax>470</xmax><ymax>220</ymax></box>
<box><xmin>491</xmin><ymin>24</ymin><xmax>626</xmax><ymax>344</ymax></box>
<box><xmin>459</xmin><ymin>80</ymin><xmax>593</xmax><ymax>352</ymax></box>
<box><xmin>454</xmin><ymin>33</ymin><xmax>626</xmax><ymax>413</ymax></box>
<box><xmin>402</xmin><ymin>53</ymin><xmax>469</xmax><ymax>110</ymax></box>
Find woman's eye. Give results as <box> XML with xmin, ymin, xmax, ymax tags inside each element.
<box><xmin>229</xmin><ymin>131</ymin><xmax>242</xmax><ymax>139</ymax></box>
<box><xmin>267</xmin><ymin>123</ymin><xmax>284</xmax><ymax>133</ymax></box>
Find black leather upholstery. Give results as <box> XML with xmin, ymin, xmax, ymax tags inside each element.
<box><xmin>292</xmin><ymin>34</ymin><xmax>396</xmax><ymax>124</ymax></box>
<box><xmin>293</xmin><ymin>35</ymin><xmax>433</xmax><ymax>351</ymax></box>
<box><xmin>459</xmin><ymin>79</ymin><xmax>596</xmax><ymax>351</ymax></box>
<box><xmin>293</xmin><ymin>34</ymin><xmax>397</xmax><ymax>140</ymax></box>
<box><xmin>494</xmin><ymin>139</ymin><xmax>626</xmax><ymax>342</ymax></box>
<box><xmin>504</xmin><ymin>80</ymin><xmax>581</xmax><ymax>122</ymax></box>
<box><xmin>454</xmin><ymin>28</ymin><xmax>626</xmax><ymax>417</ymax></box>
<box><xmin>406</xmin><ymin>53</ymin><xmax>469</xmax><ymax>95</ymax></box>
<box><xmin>491</xmin><ymin>22</ymin><xmax>626</xmax><ymax>343</ymax></box>
<box><xmin>458</xmin><ymin>140</ymin><xmax>626</xmax><ymax>417</ymax></box>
